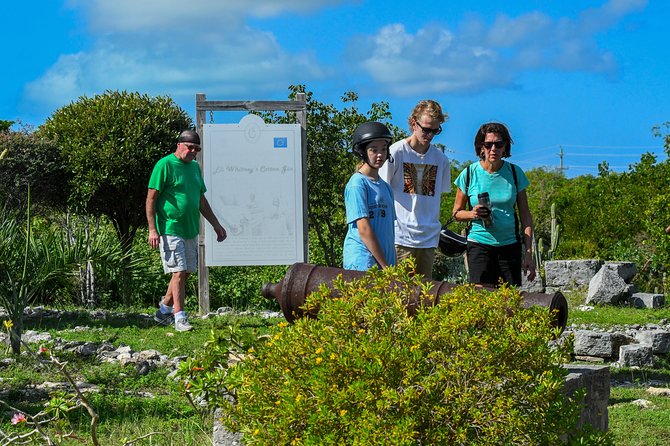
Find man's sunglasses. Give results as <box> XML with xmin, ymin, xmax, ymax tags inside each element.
<box><xmin>181</xmin><ymin>142</ymin><xmax>202</xmax><ymax>152</ymax></box>
<box><xmin>416</xmin><ymin>123</ymin><xmax>442</xmax><ymax>136</ymax></box>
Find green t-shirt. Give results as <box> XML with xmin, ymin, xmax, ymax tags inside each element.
<box><xmin>148</xmin><ymin>154</ymin><xmax>206</xmax><ymax>239</ymax></box>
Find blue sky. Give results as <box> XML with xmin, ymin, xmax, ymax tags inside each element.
<box><xmin>4</xmin><ymin>0</ymin><xmax>668</xmax><ymax>177</ymax></box>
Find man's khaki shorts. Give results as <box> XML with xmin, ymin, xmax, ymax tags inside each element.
<box><xmin>159</xmin><ymin>235</ymin><xmax>198</xmax><ymax>274</ymax></box>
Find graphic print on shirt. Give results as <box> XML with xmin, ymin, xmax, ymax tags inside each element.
<box><xmin>367</xmin><ymin>200</ymin><xmax>390</xmax><ymax>220</ymax></box>
<box><xmin>402</xmin><ymin>163</ymin><xmax>437</xmax><ymax>196</ymax></box>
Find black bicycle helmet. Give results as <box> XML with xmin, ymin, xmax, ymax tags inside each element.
<box><xmin>438</xmin><ymin>226</ymin><xmax>467</xmax><ymax>257</ymax></box>
<box><xmin>351</xmin><ymin>121</ymin><xmax>393</xmax><ymax>163</ymax></box>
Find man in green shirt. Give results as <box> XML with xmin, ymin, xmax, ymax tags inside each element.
<box><xmin>146</xmin><ymin>130</ymin><xmax>226</xmax><ymax>331</ymax></box>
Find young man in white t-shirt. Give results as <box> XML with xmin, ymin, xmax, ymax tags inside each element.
<box><xmin>379</xmin><ymin>100</ymin><xmax>451</xmax><ymax>278</ymax></box>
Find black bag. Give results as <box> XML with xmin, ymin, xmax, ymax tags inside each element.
<box><xmin>438</xmin><ymin>215</ymin><xmax>467</xmax><ymax>257</ymax></box>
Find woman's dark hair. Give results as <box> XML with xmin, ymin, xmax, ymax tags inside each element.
<box><xmin>473</xmin><ymin>122</ymin><xmax>513</xmax><ymax>159</ymax></box>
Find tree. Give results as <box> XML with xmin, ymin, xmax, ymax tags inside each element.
<box><xmin>39</xmin><ymin>90</ymin><xmax>192</xmax><ymax>254</ymax></box>
<box><xmin>0</xmin><ymin>119</ymin><xmax>13</xmax><ymax>133</ymax></box>
<box><xmin>0</xmin><ymin>128</ymin><xmax>68</xmax><ymax>214</ymax></box>
<box><xmin>652</xmin><ymin>121</ymin><xmax>670</xmax><ymax>155</ymax></box>
<box><xmin>524</xmin><ymin>167</ymin><xmax>567</xmax><ymax>242</ymax></box>
<box><xmin>260</xmin><ymin>85</ymin><xmax>405</xmax><ymax>266</ymax></box>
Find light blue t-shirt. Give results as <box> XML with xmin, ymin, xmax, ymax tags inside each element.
<box><xmin>454</xmin><ymin>161</ymin><xmax>529</xmax><ymax>246</ymax></box>
<box><xmin>343</xmin><ymin>173</ymin><xmax>396</xmax><ymax>271</ymax></box>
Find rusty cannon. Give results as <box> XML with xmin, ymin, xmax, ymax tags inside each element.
<box><xmin>262</xmin><ymin>263</ymin><xmax>568</xmax><ymax>333</ymax></box>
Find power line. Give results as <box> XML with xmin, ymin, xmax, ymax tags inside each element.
<box><xmin>565</xmin><ymin>153</ymin><xmax>653</xmax><ymax>157</ymax></box>
<box><xmin>521</xmin><ymin>145</ymin><xmax>561</xmax><ymax>155</ymax></box>
<box><xmin>568</xmin><ymin>165</ymin><xmax>634</xmax><ymax>169</ymax></box>
<box><xmin>525</xmin><ymin>154</ymin><xmax>557</xmax><ymax>162</ymax></box>
<box><xmin>561</xmin><ymin>144</ymin><xmax>663</xmax><ymax>150</ymax></box>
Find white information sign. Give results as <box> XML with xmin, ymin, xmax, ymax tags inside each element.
<box><xmin>202</xmin><ymin>114</ymin><xmax>305</xmax><ymax>266</ymax></box>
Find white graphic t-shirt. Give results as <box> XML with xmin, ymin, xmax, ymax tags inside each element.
<box><xmin>379</xmin><ymin>140</ymin><xmax>451</xmax><ymax>248</ymax></box>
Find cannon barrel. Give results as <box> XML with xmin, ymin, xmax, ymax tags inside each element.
<box><xmin>262</xmin><ymin>263</ymin><xmax>568</xmax><ymax>333</ymax></box>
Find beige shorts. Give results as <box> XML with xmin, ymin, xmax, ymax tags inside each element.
<box><xmin>395</xmin><ymin>245</ymin><xmax>436</xmax><ymax>279</ymax></box>
<box><xmin>159</xmin><ymin>235</ymin><xmax>198</xmax><ymax>274</ymax></box>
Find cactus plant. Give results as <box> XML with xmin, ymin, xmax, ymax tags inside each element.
<box><xmin>547</xmin><ymin>203</ymin><xmax>560</xmax><ymax>259</ymax></box>
<box><xmin>532</xmin><ymin>235</ymin><xmax>542</xmax><ymax>273</ymax></box>
<box><xmin>532</xmin><ymin>203</ymin><xmax>561</xmax><ymax>282</ymax></box>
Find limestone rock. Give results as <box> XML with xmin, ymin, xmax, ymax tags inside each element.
<box><xmin>603</xmin><ymin>261</ymin><xmax>637</xmax><ymax>282</ymax></box>
<box><xmin>647</xmin><ymin>387</ymin><xmax>670</xmax><ymax>397</ymax></box>
<box><xmin>630</xmin><ymin>293</ymin><xmax>665</xmax><ymax>309</ymax></box>
<box><xmin>587</xmin><ymin>266</ymin><xmax>629</xmax><ymax>305</ymax></box>
<box><xmin>520</xmin><ymin>273</ymin><xmax>544</xmax><ymax>293</ymax></box>
<box><xmin>618</xmin><ymin>344</ymin><xmax>653</xmax><ymax>367</ymax></box>
<box><xmin>22</xmin><ymin>330</ymin><xmax>52</xmax><ymax>344</ymax></box>
<box><xmin>573</xmin><ymin>330</ymin><xmax>632</xmax><ymax>359</ymax></box>
<box><xmin>635</xmin><ymin>329</ymin><xmax>670</xmax><ymax>354</ymax></box>
<box><xmin>545</xmin><ymin>260</ymin><xmax>602</xmax><ymax>291</ymax></box>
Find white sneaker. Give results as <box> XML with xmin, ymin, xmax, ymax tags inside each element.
<box><xmin>174</xmin><ymin>317</ymin><xmax>193</xmax><ymax>332</ymax></box>
<box><xmin>154</xmin><ymin>309</ymin><xmax>174</xmax><ymax>326</ymax></box>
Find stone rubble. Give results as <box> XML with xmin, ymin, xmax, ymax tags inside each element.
<box><xmin>542</xmin><ymin>260</ymin><xmax>666</xmax><ymax>308</ymax></box>
<box><xmin>0</xmin><ymin>307</ymin><xmax>282</xmax><ymax>376</ymax></box>
<box><xmin>564</xmin><ymin>321</ymin><xmax>670</xmax><ymax>368</ymax></box>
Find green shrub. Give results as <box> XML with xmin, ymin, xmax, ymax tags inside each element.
<box><xmin>432</xmin><ymin>250</ymin><xmax>467</xmax><ymax>282</ymax></box>
<box><xmin>183</xmin><ymin>263</ymin><xmax>608</xmax><ymax>445</ymax></box>
<box><xmin>123</xmin><ymin>227</ymin><xmax>171</xmax><ymax>307</ymax></box>
<box><xmin>0</xmin><ymin>129</ymin><xmax>68</xmax><ymax>213</ymax></box>
<box><xmin>208</xmin><ymin>265</ymin><xmax>286</xmax><ymax>310</ymax></box>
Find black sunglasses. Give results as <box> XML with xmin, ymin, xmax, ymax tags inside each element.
<box><xmin>482</xmin><ymin>140</ymin><xmax>505</xmax><ymax>149</ymax></box>
<box><xmin>181</xmin><ymin>142</ymin><xmax>202</xmax><ymax>152</ymax></box>
<box><xmin>416</xmin><ymin>123</ymin><xmax>442</xmax><ymax>136</ymax></box>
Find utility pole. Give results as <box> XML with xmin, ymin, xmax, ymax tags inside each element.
<box><xmin>559</xmin><ymin>145</ymin><xmax>567</xmax><ymax>176</ymax></box>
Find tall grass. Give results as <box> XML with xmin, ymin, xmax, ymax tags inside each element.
<box><xmin>0</xmin><ymin>194</ymin><xmax>78</xmax><ymax>353</ymax></box>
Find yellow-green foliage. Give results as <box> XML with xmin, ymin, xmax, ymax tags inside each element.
<box><xmin>197</xmin><ymin>264</ymin><xmax>599</xmax><ymax>445</ymax></box>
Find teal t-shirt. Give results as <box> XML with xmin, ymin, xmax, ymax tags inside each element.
<box><xmin>148</xmin><ymin>154</ymin><xmax>206</xmax><ymax>239</ymax></box>
<box><xmin>453</xmin><ymin>161</ymin><xmax>529</xmax><ymax>246</ymax></box>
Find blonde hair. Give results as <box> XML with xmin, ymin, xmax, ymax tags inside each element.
<box><xmin>408</xmin><ymin>100</ymin><xmax>447</xmax><ymax>129</ymax></box>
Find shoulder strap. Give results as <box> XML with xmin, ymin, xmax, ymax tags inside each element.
<box><xmin>508</xmin><ymin>162</ymin><xmax>521</xmax><ymax>243</ymax></box>
<box><xmin>510</xmin><ymin>162</ymin><xmax>518</xmax><ymax>190</ymax></box>
<box><xmin>465</xmin><ymin>163</ymin><xmax>472</xmax><ymax>211</ymax></box>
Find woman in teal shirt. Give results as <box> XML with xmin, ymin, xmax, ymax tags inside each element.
<box><xmin>451</xmin><ymin>122</ymin><xmax>536</xmax><ymax>286</ymax></box>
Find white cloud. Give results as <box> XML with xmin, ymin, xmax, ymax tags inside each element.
<box><xmin>66</xmin><ymin>0</ymin><xmax>353</xmax><ymax>32</ymax></box>
<box><xmin>348</xmin><ymin>0</ymin><xmax>647</xmax><ymax>96</ymax></box>
<box><xmin>349</xmin><ymin>22</ymin><xmax>511</xmax><ymax>96</ymax></box>
<box><xmin>26</xmin><ymin>1</ymin><xmax>338</xmax><ymax>113</ymax></box>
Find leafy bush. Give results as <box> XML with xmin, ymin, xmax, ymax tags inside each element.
<box><xmin>432</xmin><ymin>250</ymin><xmax>467</xmax><ymax>282</ymax></box>
<box><xmin>183</xmin><ymin>263</ymin><xmax>607</xmax><ymax>445</ymax></box>
<box><xmin>208</xmin><ymin>265</ymin><xmax>286</xmax><ymax>310</ymax></box>
<box><xmin>0</xmin><ymin>128</ymin><xmax>68</xmax><ymax>213</ymax></box>
<box><xmin>0</xmin><ymin>205</ymin><xmax>121</xmax><ymax>353</ymax></box>
<box><xmin>122</xmin><ymin>227</ymin><xmax>170</xmax><ymax>307</ymax></box>
<box><xmin>639</xmin><ymin>193</ymin><xmax>670</xmax><ymax>292</ymax></box>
